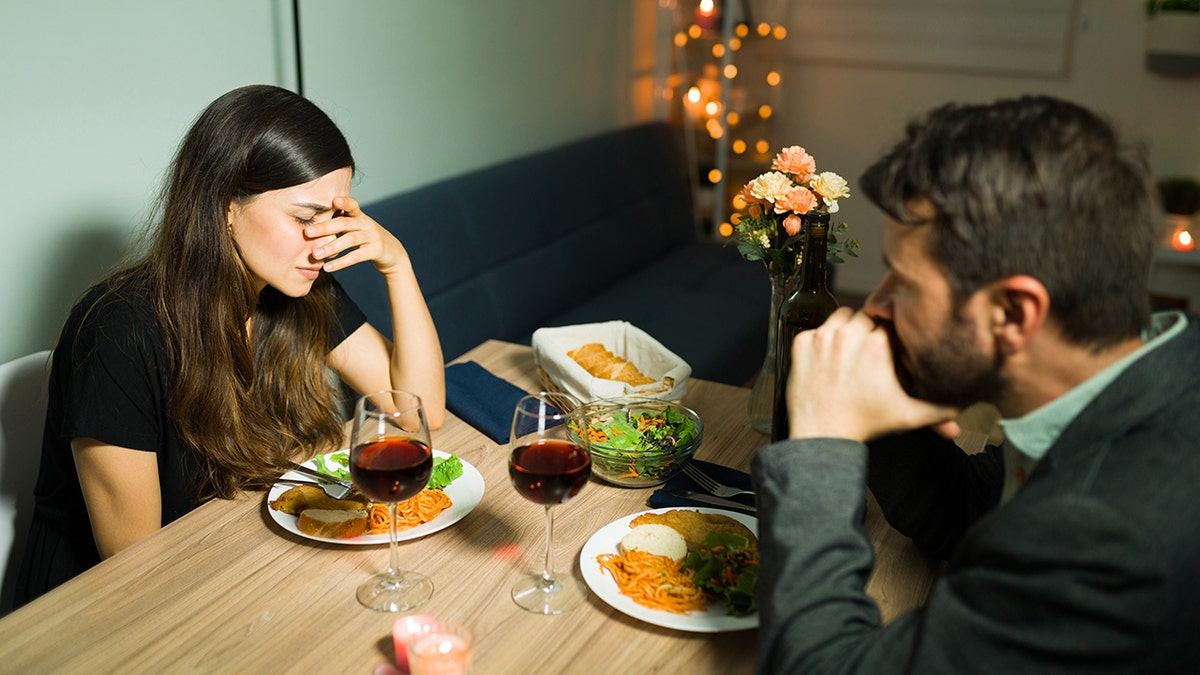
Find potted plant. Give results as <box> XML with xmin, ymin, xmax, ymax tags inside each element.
<box><xmin>1145</xmin><ymin>0</ymin><xmax>1200</xmax><ymax>73</ymax></box>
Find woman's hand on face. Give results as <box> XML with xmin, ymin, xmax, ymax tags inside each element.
<box><xmin>307</xmin><ymin>195</ymin><xmax>410</xmax><ymax>276</ymax></box>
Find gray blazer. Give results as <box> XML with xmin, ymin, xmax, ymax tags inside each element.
<box><xmin>752</xmin><ymin>313</ymin><xmax>1200</xmax><ymax>673</ymax></box>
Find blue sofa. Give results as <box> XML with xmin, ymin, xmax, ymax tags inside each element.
<box><xmin>333</xmin><ymin>122</ymin><xmax>771</xmax><ymax>385</ymax></box>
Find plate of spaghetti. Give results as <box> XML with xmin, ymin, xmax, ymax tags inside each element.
<box><xmin>579</xmin><ymin>507</ymin><xmax>758</xmax><ymax>632</ymax></box>
<box><xmin>266</xmin><ymin>450</ymin><xmax>485</xmax><ymax>545</ymax></box>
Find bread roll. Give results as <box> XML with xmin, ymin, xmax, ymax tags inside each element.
<box><xmin>620</xmin><ymin>523</ymin><xmax>688</xmax><ymax>563</ymax></box>
<box><xmin>296</xmin><ymin>509</ymin><xmax>369</xmax><ymax>538</ymax></box>
<box><xmin>568</xmin><ymin>343</ymin><xmax>655</xmax><ymax>386</ymax></box>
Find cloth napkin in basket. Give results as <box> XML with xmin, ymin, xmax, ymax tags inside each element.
<box><xmin>648</xmin><ymin>459</ymin><xmax>756</xmax><ymax>513</ymax></box>
<box><xmin>444</xmin><ymin>361</ymin><xmax>529</xmax><ymax>443</ymax></box>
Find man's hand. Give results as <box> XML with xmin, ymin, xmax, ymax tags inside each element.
<box><xmin>784</xmin><ymin>308</ymin><xmax>959</xmax><ymax>442</ymax></box>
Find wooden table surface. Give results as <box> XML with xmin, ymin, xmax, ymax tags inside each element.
<box><xmin>0</xmin><ymin>340</ymin><xmax>939</xmax><ymax>674</ymax></box>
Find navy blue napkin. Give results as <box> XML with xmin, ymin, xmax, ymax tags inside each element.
<box><xmin>648</xmin><ymin>459</ymin><xmax>756</xmax><ymax>512</ymax></box>
<box><xmin>444</xmin><ymin>361</ymin><xmax>529</xmax><ymax>443</ymax></box>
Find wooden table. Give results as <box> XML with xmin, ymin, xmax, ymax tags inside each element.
<box><xmin>0</xmin><ymin>340</ymin><xmax>939</xmax><ymax>674</ymax></box>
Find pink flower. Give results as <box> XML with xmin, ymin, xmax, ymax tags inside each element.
<box><xmin>772</xmin><ymin>146</ymin><xmax>817</xmax><ymax>182</ymax></box>
<box><xmin>775</xmin><ymin>186</ymin><xmax>817</xmax><ymax>215</ymax></box>
<box><xmin>783</xmin><ymin>213</ymin><xmax>803</xmax><ymax>236</ymax></box>
<box><xmin>739</xmin><ymin>181</ymin><xmax>765</xmax><ymax>205</ymax></box>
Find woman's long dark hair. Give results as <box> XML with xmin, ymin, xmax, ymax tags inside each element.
<box><xmin>119</xmin><ymin>85</ymin><xmax>356</xmax><ymax>500</ymax></box>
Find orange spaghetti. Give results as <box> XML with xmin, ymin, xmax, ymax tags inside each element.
<box><xmin>365</xmin><ymin>489</ymin><xmax>453</xmax><ymax>534</ymax></box>
<box><xmin>596</xmin><ymin>550</ymin><xmax>708</xmax><ymax>614</ymax></box>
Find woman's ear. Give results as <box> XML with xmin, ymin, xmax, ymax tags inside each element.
<box><xmin>988</xmin><ymin>275</ymin><xmax>1050</xmax><ymax>355</ymax></box>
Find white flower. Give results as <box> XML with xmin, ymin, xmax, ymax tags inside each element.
<box><xmin>810</xmin><ymin>171</ymin><xmax>850</xmax><ymax>208</ymax></box>
<box><xmin>750</xmin><ymin>171</ymin><xmax>795</xmax><ymax>204</ymax></box>
<box><xmin>759</xmin><ymin>233</ymin><xmax>771</xmax><ymax>248</ymax></box>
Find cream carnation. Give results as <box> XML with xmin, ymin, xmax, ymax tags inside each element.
<box><xmin>750</xmin><ymin>171</ymin><xmax>795</xmax><ymax>204</ymax></box>
<box><xmin>810</xmin><ymin>171</ymin><xmax>850</xmax><ymax>210</ymax></box>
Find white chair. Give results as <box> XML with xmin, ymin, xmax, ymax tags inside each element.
<box><xmin>0</xmin><ymin>350</ymin><xmax>50</xmax><ymax>614</ymax></box>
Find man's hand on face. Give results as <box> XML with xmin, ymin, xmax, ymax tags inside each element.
<box><xmin>783</xmin><ymin>308</ymin><xmax>960</xmax><ymax>443</ymax></box>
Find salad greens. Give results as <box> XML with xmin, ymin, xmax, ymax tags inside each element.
<box><xmin>573</xmin><ymin>405</ymin><xmax>699</xmax><ymax>480</ymax></box>
<box><xmin>311</xmin><ymin>450</ymin><xmax>462</xmax><ymax>490</ymax></box>
<box><xmin>681</xmin><ymin>532</ymin><xmax>758</xmax><ymax>616</ymax></box>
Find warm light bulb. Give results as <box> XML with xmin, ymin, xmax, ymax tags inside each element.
<box><xmin>708</xmin><ymin>168</ymin><xmax>723</xmax><ymax>184</ymax></box>
<box><xmin>759</xmin><ymin>104</ymin><xmax>773</xmax><ymax>119</ymax></box>
<box><xmin>727</xmin><ymin>111</ymin><xmax>740</xmax><ymax>126</ymax></box>
<box><xmin>732</xmin><ymin>139</ymin><xmax>746</xmax><ymax>154</ymax></box>
<box><xmin>756</xmin><ymin>139</ymin><xmax>770</xmax><ymax>154</ymax></box>
<box><xmin>766</xmin><ymin>71</ymin><xmax>781</xmax><ymax>86</ymax></box>
<box><xmin>773</xmin><ymin>25</ymin><xmax>788</xmax><ymax>40</ymax></box>
<box><xmin>712</xmin><ymin>44</ymin><xmax>726</xmax><ymax>58</ymax></box>
<box><xmin>757</xmin><ymin>22</ymin><xmax>771</xmax><ymax>37</ymax></box>
<box><xmin>736</xmin><ymin>23</ymin><xmax>749</xmax><ymax>38</ymax></box>
<box><xmin>732</xmin><ymin>194</ymin><xmax>747</xmax><ymax>209</ymax></box>
<box><xmin>699</xmin><ymin>0</ymin><xmax>715</xmax><ymax>13</ymax></box>
<box><xmin>729</xmin><ymin>37</ymin><xmax>742</xmax><ymax>51</ymax></box>
<box><xmin>689</xmin><ymin>24</ymin><xmax>702</xmax><ymax>39</ymax></box>
<box><xmin>687</xmin><ymin>86</ymin><xmax>702</xmax><ymax>104</ymax></box>
<box><xmin>724</xmin><ymin>64</ymin><xmax>738</xmax><ymax>79</ymax></box>
<box><xmin>1173</xmin><ymin>228</ymin><xmax>1195</xmax><ymax>251</ymax></box>
<box><xmin>719</xmin><ymin>222</ymin><xmax>734</xmax><ymax>237</ymax></box>
<box><xmin>674</xmin><ymin>32</ymin><xmax>688</xmax><ymax>47</ymax></box>
<box><xmin>704</xmin><ymin>101</ymin><xmax>720</xmax><ymax>116</ymax></box>
<box><xmin>706</xmin><ymin>119</ymin><xmax>725</xmax><ymax>139</ymax></box>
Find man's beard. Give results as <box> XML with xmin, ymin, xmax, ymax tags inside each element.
<box><xmin>885</xmin><ymin>315</ymin><xmax>1008</xmax><ymax>407</ymax></box>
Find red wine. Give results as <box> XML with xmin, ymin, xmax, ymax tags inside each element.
<box><xmin>350</xmin><ymin>438</ymin><xmax>433</xmax><ymax>503</ymax></box>
<box><xmin>509</xmin><ymin>439</ymin><xmax>591</xmax><ymax>505</ymax></box>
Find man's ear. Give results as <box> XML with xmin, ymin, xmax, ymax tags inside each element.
<box><xmin>987</xmin><ymin>275</ymin><xmax>1050</xmax><ymax>355</ymax></box>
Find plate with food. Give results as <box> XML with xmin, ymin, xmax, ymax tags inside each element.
<box><xmin>579</xmin><ymin>507</ymin><xmax>758</xmax><ymax>632</ymax></box>
<box><xmin>266</xmin><ymin>450</ymin><xmax>484</xmax><ymax>545</ymax></box>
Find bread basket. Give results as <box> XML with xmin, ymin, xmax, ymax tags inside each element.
<box><xmin>531</xmin><ymin>321</ymin><xmax>690</xmax><ymax>408</ymax></box>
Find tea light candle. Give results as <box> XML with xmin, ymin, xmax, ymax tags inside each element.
<box><xmin>392</xmin><ymin>614</ymin><xmax>437</xmax><ymax>673</ymax></box>
<box><xmin>407</xmin><ymin>623</ymin><xmax>474</xmax><ymax>675</ymax></box>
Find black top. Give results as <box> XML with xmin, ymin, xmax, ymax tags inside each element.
<box><xmin>15</xmin><ymin>274</ymin><xmax>366</xmax><ymax>605</ymax></box>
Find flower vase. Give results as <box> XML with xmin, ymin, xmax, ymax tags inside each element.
<box><xmin>747</xmin><ymin>273</ymin><xmax>796</xmax><ymax>433</ymax></box>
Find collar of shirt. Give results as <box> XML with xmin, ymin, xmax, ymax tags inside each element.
<box><xmin>999</xmin><ymin>310</ymin><xmax>1186</xmax><ymax>463</ymax></box>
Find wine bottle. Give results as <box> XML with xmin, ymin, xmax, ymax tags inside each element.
<box><xmin>771</xmin><ymin>211</ymin><xmax>839</xmax><ymax>442</ymax></box>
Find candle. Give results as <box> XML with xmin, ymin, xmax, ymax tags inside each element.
<box><xmin>392</xmin><ymin>614</ymin><xmax>437</xmax><ymax>673</ymax></box>
<box><xmin>1172</xmin><ymin>225</ymin><xmax>1195</xmax><ymax>252</ymax></box>
<box><xmin>406</xmin><ymin>622</ymin><xmax>474</xmax><ymax>675</ymax></box>
<box><xmin>695</xmin><ymin>0</ymin><xmax>719</xmax><ymax>31</ymax></box>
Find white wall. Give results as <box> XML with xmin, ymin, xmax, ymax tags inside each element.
<box><xmin>0</xmin><ymin>0</ymin><xmax>291</xmax><ymax>363</ymax></box>
<box><xmin>774</xmin><ymin>0</ymin><xmax>1200</xmax><ymax>298</ymax></box>
<box><xmin>0</xmin><ymin>0</ymin><xmax>641</xmax><ymax>363</ymax></box>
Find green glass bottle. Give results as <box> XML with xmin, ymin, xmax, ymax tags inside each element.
<box><xmin>771</xmin><ymin>211</ymin><xmax>839</xmax><ymax>443</ymax></box>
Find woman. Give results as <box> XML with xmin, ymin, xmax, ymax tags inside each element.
<box><xmin>16</xmin><ymin>85</ymin><xmax>445</xmax><ymax>603</ymax></box>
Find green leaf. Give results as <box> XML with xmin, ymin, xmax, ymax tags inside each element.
<box><xmin>427</xmin><ymin>454</ymin><xmax>463</xmax><ymax>490</ymax></box>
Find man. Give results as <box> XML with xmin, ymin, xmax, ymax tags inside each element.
<box><xmin>752</xmin><ymin>96</ymin><xmax>1200</xmax><ymax>673</ymax></box>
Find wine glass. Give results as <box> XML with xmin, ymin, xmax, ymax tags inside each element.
<box><xmin>508</xmin><ymin>392</ymin><xmax>591</xmax><ymax>614</ymax></box>
<box><xmin>349</xmin><ymin>389</ymin><xmax>435</xmax><ymax>612</ymax></box>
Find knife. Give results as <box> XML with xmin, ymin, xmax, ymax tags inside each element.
<box><xmin>285</xmin><ymin>463</ymin><xmax>354</xmax><ymax>499</ymax></box>
<box><xmin>663</xmin><ymin>490</ymin><xmax>757</xmax><ymax>515</ymax></box>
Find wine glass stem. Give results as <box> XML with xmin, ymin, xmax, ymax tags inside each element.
<box><xmin>541</xmin><ymin>505</ymin><xmax>556</xmax><ymax>586</ymax></box>
<box><xmin>387</xmin><ymin>501</ymin><xmax>403</xmax><ymax>581</ymax></box>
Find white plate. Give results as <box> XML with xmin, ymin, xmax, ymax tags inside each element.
<box><xmin>579</xmin><ymin>506</ymin><xmax>758</xmax><ymax>632</ymax></box>
<box><xmin>266</xmin><ymin>450</ymin><xmax>485</xmax><ymax>545</ymax></box>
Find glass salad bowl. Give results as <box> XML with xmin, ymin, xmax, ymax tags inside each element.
<box><xmin>568</xmin><ymin>397</ymin><xmax>703</xmax><ymax>488</ymax></box>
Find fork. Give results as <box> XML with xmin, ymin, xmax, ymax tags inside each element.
<box><xmin>682</xmin><ymin>462</ymin><xmax>756</xmax><ymax>499</ymax></box>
